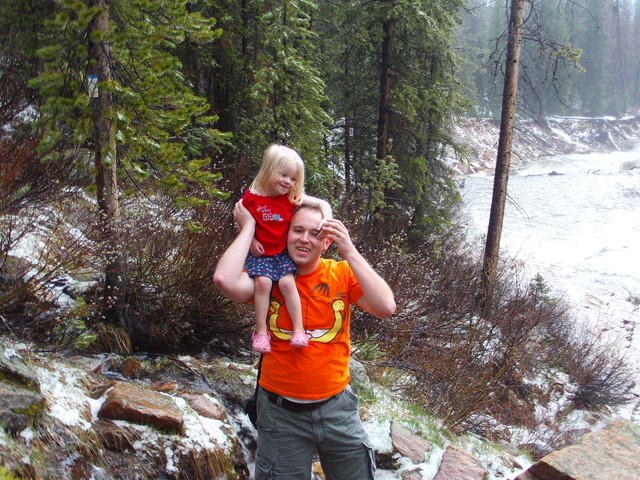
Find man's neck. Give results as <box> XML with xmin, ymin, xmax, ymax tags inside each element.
<box><xmin>295</xmin><ymin>258</ymin><xmax>321</xmax><ymax>276</ymax></box>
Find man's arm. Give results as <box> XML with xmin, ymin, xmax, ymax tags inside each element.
<box><xmin>321</xmin><ymin>218</ymin><xmax>396</xmax><ymax>319</ymax></box>
<box><xmin>213</xmin><ymin>201</ymin><xmax>256</xmax><ymax>303</ymax></box>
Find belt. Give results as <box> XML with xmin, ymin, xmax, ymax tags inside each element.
<box><xmin>265</xmin><ymin>389</ymin><xmax>334</xmax><ymax>412</ymax></box>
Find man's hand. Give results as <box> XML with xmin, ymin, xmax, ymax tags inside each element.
<box><xmin>320</xmin><ymin>218</ymin><xmax>354</xmax><ymax>256</ymax></box>
<box><xmin>234</xmin><ymin>200</ymin><xmax>255</xmax><ymax>231</ymax></box>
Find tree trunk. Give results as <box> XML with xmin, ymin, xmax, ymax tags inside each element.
<box><xmin>90</xmin><ymin>0</ymin><xmax>126</xmax><ymax>327</ymax></box>
<box><xmin>367</xmin><ymin>13</ymin><xmax>394</xmax><ymax>236</ymax></box>
<box><xmin>480</xmin><ymin>0</ymin><xmax>526</xmax><ymax>311</ymax></box>
<box><xmin>376</xmin><ymin>17</ymin><xmax>393</xmax><ymax>161</ymax></box>
<box><xmin>344</xmin><ymin>61</ymin><xmax>352</xmax><ymax>200</ymax></box>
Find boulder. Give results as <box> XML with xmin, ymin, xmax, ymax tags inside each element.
<box><xmin>177</xmin><ymin>392</ymin><xmax>223</xmax><ymax>420</ymax></box>
<box><xmin>0</xmin><ymin>343</ymin><xmax>45</xmax><ymax>434</ymax></box>
<box><xmin>433</xmin><ymin>445</ymin><xmax>488</xmax><ymax>480</ymax></box>
<box><xmin>391</xmin><ymin>421</ymin><xmax>431</xmax><ymax>463</ymax></box>
<box><xmin>97</xmin><ymin>380</ymin><xmax>185</xmax><ymax>434</ymax></box>
<box><xmin>0</xmin><ymin>382</ymin><xmax>45</xmax><ymax>434</ymax></box>
<box><xmin>514</xmin><ymin>419</ymin><xmax>640</xmax><ymax>480</ymax></box>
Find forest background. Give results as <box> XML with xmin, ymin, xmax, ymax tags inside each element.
<box><xmin>1</xmin><ymin>0</ymin><xmax>639</xmax><ymax>448</ymax></box>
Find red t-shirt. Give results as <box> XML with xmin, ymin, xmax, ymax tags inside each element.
<box><xmin>242</xmin><ymin>189</ymin><xmax>297</xmax><ymax>256</ymax></box>
<box><xmin>258</xmin><ymin>258</ymin><xmax>364</xmax><ymax>400</ymax></box>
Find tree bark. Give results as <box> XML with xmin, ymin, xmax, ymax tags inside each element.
<box><xmin>376</xmin><ymin>17</ymin><xmax>393</xmax><ymax>161</ymax></box>
<box><xmin>90</xmin><ymin>0</ymin><xmax>126</xmax><ymax>327</ymax></box>
<box><xmin>480</xmin><ymin>0</ymin><xmax>526</xmax><ymax>311</ymax></box>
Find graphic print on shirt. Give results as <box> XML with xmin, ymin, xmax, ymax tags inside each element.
<box><xmin>256</xmin><ymin>205</ymin><xmax>284</xmax><ymax>222</ymax></box>
<box><xmin>268</xmin><ymin>282</ymin><xmax>347</xmax><ymax>344</ymax></box>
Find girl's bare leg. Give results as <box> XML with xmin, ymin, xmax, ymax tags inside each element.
<box><xmin>279</xmin><ymin>273</ymin><xmax>308</xmax><ymax>347</ymax></box>
<box><xmin>254</xmin><ymin>275</ymin><xmax>273</xmax><ymax>334</ymax></box>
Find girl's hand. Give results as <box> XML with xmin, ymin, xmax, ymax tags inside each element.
<box><xmin>250</xmin><ymin>238</ymin><xmax>265</xmax><ymax>257</ymax></box>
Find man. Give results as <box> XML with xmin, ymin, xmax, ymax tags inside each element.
<box><xmin>214</xmin><ymin>201</ymin><xmax>396</xmax><ymax>479</ymax></box>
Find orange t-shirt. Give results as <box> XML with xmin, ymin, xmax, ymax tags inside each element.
<box><xmin>259</xmin><ymin>258</ymin><xmax>363</xmax><ymax>400</ymax></box>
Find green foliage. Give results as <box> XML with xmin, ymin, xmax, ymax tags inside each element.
<box><xmin>54</xmin><ymin>298</ymin><xmax>97</xmax><ymax>350</ymax></box>
<box><xmin>529</xmin><ymin>273</ymin><xmax>556</xmax><ymax>305</ymax></box>
<box><xmin>0</xmin><ymin>467</ymin><xmax>23</xmax><ymax>480</ymax></box>
<box><xmin>317</xmin><ymin>0</ymin><xmax>466</xmax><ymax>240</ymax></box>
<box><xmin>457</xmin><ymin>0</ymin><xmax>639</xmax><ymax>117</ymax></box>
<box><xmin>29</xmin><ymin>0</ymin><xmax>227</xmax><ymax>203</ymax></box>
<box><xmin>245</xmin><ymin>0</ymin><xmax>332</xmax><ymax>167</ymax></box>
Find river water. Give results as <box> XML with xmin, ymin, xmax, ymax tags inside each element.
<box><xmin>459</xmin><ymin>144</ymin><xmax>640</xmax><ymax>418</ymax></box>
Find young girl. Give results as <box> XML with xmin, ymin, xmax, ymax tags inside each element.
<box><xmin>242</xmin><ymin>144</ymin><xmax>332</xmax><ymax>353</ymax></box>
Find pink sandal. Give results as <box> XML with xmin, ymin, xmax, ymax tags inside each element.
<box><xmin>252</xmin><ymin>331</ymin><xmax>271</xmax><ymax>353</ymax></box>
<box><xmin>290</xmin><ymin>331</ymin><xmax>310</xmax><ymax>348</ymax></box>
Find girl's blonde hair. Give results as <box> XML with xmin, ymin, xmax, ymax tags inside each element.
<box><xmin>250</xmin><ymin>144</ymin><xmax>305</xmax><ymax>205</ymax></box>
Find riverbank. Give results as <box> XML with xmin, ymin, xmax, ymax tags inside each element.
<box><xmin>457</xmin><ymin>118</ymin><xmax>640</xmax><ymax>426</ymax></box>
<box><xmin>451</xmin><ymin>115</ymin><xmax>640</xmax><ymax>175</ymax></box>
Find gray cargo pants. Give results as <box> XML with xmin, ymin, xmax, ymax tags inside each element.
<box><xmin>254</xmin><ymin>385</ymin><xmax>376</xmax><ymax>479</ymax></box>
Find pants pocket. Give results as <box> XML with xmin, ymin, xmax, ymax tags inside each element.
<box><xmin>254</xmin><ymin>454</ymin><xmax>274</xmax><ymax>480</ymax></box>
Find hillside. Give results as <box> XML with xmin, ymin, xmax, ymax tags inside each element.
<box><xmin>450</xmin><ymin>115</ymin><xmax>640</xmax><ymax>174</ymax></box>
<box><xmin>2</xmin><ymin>115</ymin><xmax>639</xmax><ymax>479</ymax></box>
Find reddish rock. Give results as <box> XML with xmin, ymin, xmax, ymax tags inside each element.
<box><xmin>433</xmin><ymin>445</ymin><xmax>488</xmax><ymax>480</ymax></box>
<box><xmin>514</xmin><ymin>419</ymin><xmax>640</xmax><ymax>480</ymax></box>
<box><xmin>98</xmin><ymin>380</ymin><xmax>184</xmax><ymax>434</ymax></box>
<box><xmin>391</xmin><ymin>421</ymin><xmax>431</xmax><ymax>463</ymax></box>
<box><xmin>121</xmin><ymin>357</ymin><xmax>141</xmax><ymax>378</ymax></box>
<box><xmin>178</xmin><ymin>393</ymin><xmax>223</xmax><ymax>420</ymax></box>
<box><xmin>151</xmin><ymin>381</ymin><xmax>177</xmax><ymax>392</ymax></box>
<box><xmin>402</xmin><ymin>469</ymin><xmax>423</xmax><ymax>480</ymax></box>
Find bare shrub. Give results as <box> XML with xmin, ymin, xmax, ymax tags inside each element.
<box><xmin>0</xmin><ymin>117</ymin><xmax>81</xmax><ymax>332</ymax></box>
<box><xmin>0</xmin><ymin>191</ymin><xmax>100</xmax><ymax>344</ymax></box>
<box><xmin>119</xmin><ymin>196</ymin><xmax>252</xmax><ymax>353</ymax></box>
<box><xmin>558</xmin><ymin>325</ymin><xmax>635</xmax><ymax>409</ymax></box>
<box><xmin>0</xmin><ymin>127</ymin><xmax>76</xmax><ymax>216</ymax></box>
<box><xmin>351</xmin><ymin>228</ymin><xmax>633</xmax><ymax>438</ymax></box>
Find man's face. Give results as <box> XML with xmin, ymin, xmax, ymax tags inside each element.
<box><xmin>287</xmin><ymin>208</ymin><xmax>330</xmax><ymax>274</ymax></box>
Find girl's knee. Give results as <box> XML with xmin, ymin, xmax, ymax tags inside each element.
<box><xmin>255</xmin><ymin>276</ymin><xmax>273</xmax><ymax>291</ymax></box>
<box><xmin>278</xmin><ymin>273</ymin><xmax>296</xmax><ymax>292</ymax></box>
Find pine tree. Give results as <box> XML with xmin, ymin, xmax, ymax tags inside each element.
<box><xmin>319</xmin><ymin>0</ymin><xmax>467</xmax><ymax>245</ymax></box>
<box><xmin>28</xmin><ymin>0</ymin><xmax>225</xmax><ymax>326</ymax></box>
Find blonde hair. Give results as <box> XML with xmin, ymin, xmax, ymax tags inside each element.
<box><xmin>250</xmin><ymin>144</ymin><xmax>305</xmax><ymax>205</ymax></box>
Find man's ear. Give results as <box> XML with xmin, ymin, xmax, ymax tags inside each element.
<box><xmin>322</xmin><ymin>238</ymin><xmax>333</xmax><ymax>251</ymax></box>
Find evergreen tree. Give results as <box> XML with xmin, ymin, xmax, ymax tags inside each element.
<box><xmin>28</xmin><ymin>0</ymin><xmax>225</xmax><ymax>326</ymax></box>
<box><xmin>319</xmin><ymin>0</ymin><xmax>467</xmax><ymax>246</ymax></box>
<box><xmin>247</xmin><ymin>0</ymin><xmax>332</xmax><ymax>188</ymax></box>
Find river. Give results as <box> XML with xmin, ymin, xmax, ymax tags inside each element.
<box><xmin>459</xmin><ymin>143</ymin><xmax>640</xmax><ymax>419</ymax></box>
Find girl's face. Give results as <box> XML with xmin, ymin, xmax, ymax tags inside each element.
<box><xmin>267</xmin><ymin>161</ymin><xmax>298</xmax><ymax>197</ymax></box>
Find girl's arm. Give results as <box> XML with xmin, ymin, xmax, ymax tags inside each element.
<box><xmin>300</xmin><ymin>194</ymin><xmax>332</xmax><ymax>219</ymax></box>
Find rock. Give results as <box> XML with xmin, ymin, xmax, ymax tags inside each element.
<box><xmin>97</xmin><ymin>380</ymin><xmax>185</xmax><ymax>434</ymax></box>
<box><xmin>514</xmin><ymin>419</ymin><xmax>640</xmax><ymax>480</ymax></box>
<box><xmin>177</xmin><ymin>392</ymin><xmax>223</xmax><ymax>420</ymax></box>
<box><xmin>0</xmin><ymin>343</ymin><xmax>45</xmax><ymax>434</ymax></box>
<box><xmin>121</xmin><ymin>357</ymin><xmax>141</xmax><ymax>378</ymax></box>
<box><xmin>391</xmin><ymin>421</ymin><xmax>431</xmax><ymax>463</ymax></box>
<box><xmin>0</xmin><ymin>382</ymin><xmax>46</xmax><ymax>434</ymax></box>
<box><xmin>433</xmin><ymin>445</ymin><xmax>488</xmax><ymax>480</ymax></box>
<box><xmin>349</xmin><ymin>357</ymin><xmax>371</xmax><ymax>389</ymax></box>
<box><xmin>0</xmin><ymin>343</ymin><xmax>41</xmax><ymax>389</ymax></box>
<box><xmin>402</xmin><ymin>469</ymin><xmax>424</xmax><ymax>480</ymax></box>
